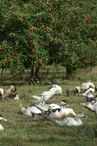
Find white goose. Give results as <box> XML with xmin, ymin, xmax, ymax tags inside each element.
<box><xmin>0</xmin><ymin>114</ymin><xmax>7</xmax><ymax>131</ymax></box>
<box><xmin>32</xmin><ymin>84</ymin><xmax>62</xmax><ymax>102</ymax></box>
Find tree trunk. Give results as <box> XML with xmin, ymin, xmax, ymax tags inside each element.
<box><xmin>35</xmin><ymin>66</ymin><xmax>40</xmax><ymax>79</ymax></box>
<box><xmin>31</xmin><ymin>67</ymin><xmax>34</xmax><ymax>79</ymax></box>
<box><xmin>31</xmin><ymin>66</ymin><xmax>40</xmax><ymax>79</ymax></box>
<box><xmin>66</xmin><ymin>65</ymin><xmax>72</xmax><ymax>79</ymax></box>
<box><xmin>30</xmin><ymin>66</ymin><xmax>40</xmax><ymax>85</ymax></box>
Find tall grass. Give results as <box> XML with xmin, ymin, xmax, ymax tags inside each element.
<box><xmin>0</xmin><ymin>66</ymin><xmax>97</xmax><ymax>146</ymax></box>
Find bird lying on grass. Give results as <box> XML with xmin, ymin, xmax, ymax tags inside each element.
<box><xmin>0</xmin><ymin>85</ymin><xmax>19</xmax><ymax>100</ymax></box>
<box><xmin>0</xmin><ymin>88</ymin><xmax>4</xmax><ymax>97</ymax></box>
<box><xmin>0</xmin><ymin>114</ymin><xmax>7</xmax><ymax>131</ymax></box>
<box><xmin>30</xmin><ymin>101</ymin><xmax>86</xmax><ymax>127</ymax></box>
<box><xmin>20</xmin><ymin>100</ymin><xmax>68</xmax><ymax>119</ymax></box>
<box><xmin>8</xmin><ymin>93</ymin><xmax>19</xmax><ymax>100</ymax></box>
<box><xmin>54</xmin><ymin>113</ymin><xmax>85</xmax><ymax>126</ymax></box>
<box><xmin>46</xmin><ymin>103</ymin><xmax>77</xmax><ymax>121</ymax></box>
<box><xmin>30</xmin><ymin>100</ymin><xmax>77</xmax><ymax>120</ymax></box>
<box><xmin>32</xmin><ymin>84</ymin><xmax>62</xmax><ymax>103</ymax></box>
<box><xmin>85</xmin><ymin>93</ymin><xmax>95</xmax><ymax>102</ymax></box>
<box><xmin>20</xmin><ymin>103</ymin><xmax>48</xmax><ymax>118</ymax></box>
<box><xmin>66</xmin><ymin>81</ymin><xmax>96</xmax><ymax>97</ymax></box>
<box><xmin>80</xmin><ymin>96</ymin><xmax>97</xmax><ymax>114</ymax></box>
<box><xmin>20</xmin><ymin>98</ymin><xmax>85</xmax><ymax>127</ymax></box>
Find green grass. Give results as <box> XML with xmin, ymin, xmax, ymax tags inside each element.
<box><xmin>0</xmin><ymin>66</ymin><xmax>97</xmax><ymax>146</ymax></box>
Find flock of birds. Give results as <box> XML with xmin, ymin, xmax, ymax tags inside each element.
<box><xmin>0</xmin><ymin>80</ymin><xmax>97</xmax><ymax>131</ymax></box>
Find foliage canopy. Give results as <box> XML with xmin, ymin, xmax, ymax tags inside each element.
<box><xmin>0</xmin><ymin>0</ymin><xmax>97</xmax><ymax>77</ymax></box>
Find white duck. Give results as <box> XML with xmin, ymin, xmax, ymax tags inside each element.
<box><xmin>0</xmin><ymin>88</ymin><xmax>4</xmax><ymax>97</ymax></box>
<box><xmin>20</xmin><ymin>104</ymin><xmax>44</xmax><ymax>117</ymax></box>
<box><xmin>80</xmin><ymin>97</ymin><xmax>97</xmax><ymax>114</ymax></box>
<box><xmin>85</xmin><ymin>93</ymin><xmax>95</xmax><ymax>102</ymax></box>
<box><xmin>46</xmin><ymin>103</ymin><xmax>77</xmax><ymax>121</ymax></box>
<box><xmin>30</xmin><ymin>100</ymin><xmax>68</xmax><ymax>120</ymax></box>
<box><xmin>80</xmin><ymin>81</ymin><xmax>96</xmax><ymax>96</ymax></box>
<box><xmin>0</xmin><ymin>114</ymin><xmax>7</xmax><ymax>131</ymax></box>
<box><xmin>74</xmin><ymin>81</ymin><xmax>96</xmax><ymax>96</ymax></box>
<box><xmin>55</xmin><ymin>116</ymin><xmax>83</xmax><ymax>126</ymax></box>
<box><xmin>67</xmin><ymin>81</ymin><xmax>96</xmax><ymax>96</ymax></box>
<box><xmin>32</xmin><ymin>84</ymin><xmax>62</xmax><ymax>102</ymax></box>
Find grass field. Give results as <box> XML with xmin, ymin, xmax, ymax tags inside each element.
<box><xmin>0</xmin><ymin>66</ymin><xmax>97</xmax><ymax>146</ymax></box>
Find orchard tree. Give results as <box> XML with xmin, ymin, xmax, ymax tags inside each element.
<box><xmin>0</xmin><ymin>0</ymin><xmax>52</xmax><ymax>81</ymax></box>
<box><xmin>46</xmin><ymin>0</ymin><xmax>97</xmax><ymax>78</ymax></box>
<box><xmin>0</xmin><ymin>0</ymin><xmax>97</xmax><ymax>80</ymax></box>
